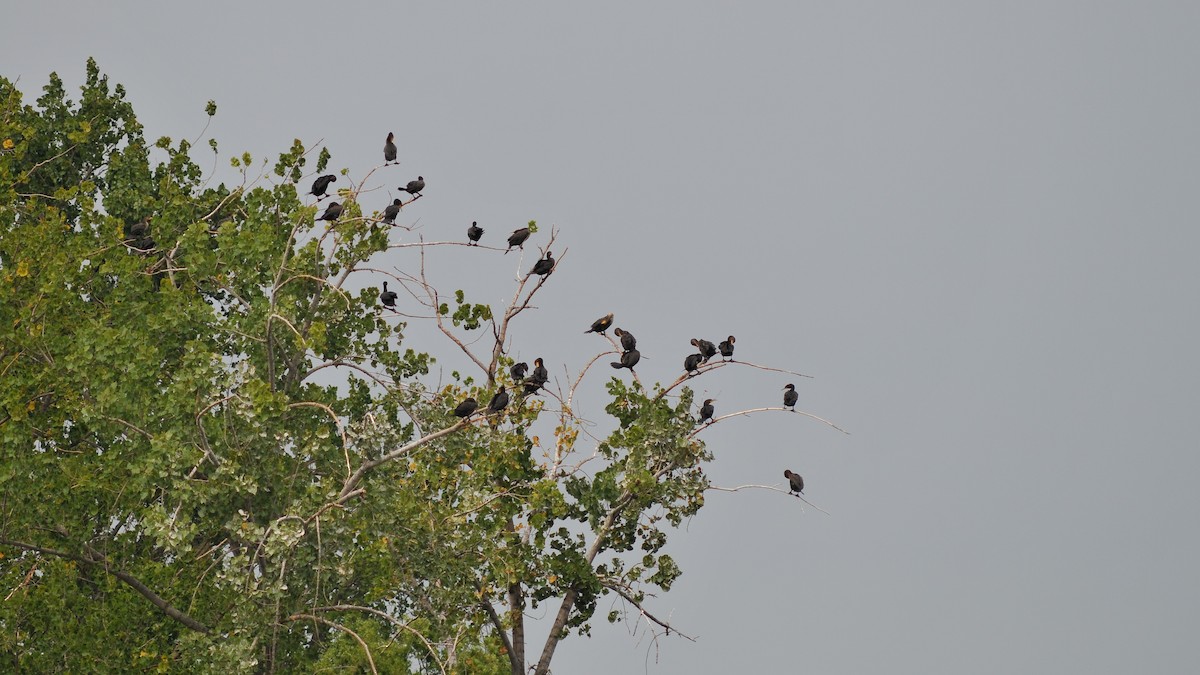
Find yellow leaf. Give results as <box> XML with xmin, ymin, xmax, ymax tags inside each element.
<box><xmin>2</xmin><ymin>138</ymin><xmax>13</xmax><ymax>150</ymax></box>
<box><xmin>15</xmin><ymin>260</ymin><xmax>29</xmax><ymax>277</ymax></box>
<box><xmin>547</xmin><ymin>574</ymin><xmax>558</xmax><ymax>584</ymax></box>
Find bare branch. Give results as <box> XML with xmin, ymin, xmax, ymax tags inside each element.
<box><xmin>601</xmin><ymin>582</ymin><xmax>697</xmax><ymax>642</ymax></box>
<box><xmin>286</xmin><ymin>613</ymin><xmax>377</xmax><ymax>675</ymax></box>
<box><xmin>687</xmin><ymin>406</ymin><xmax>850</xmax><ymax>438</ymax></box>
<box><xmin>705</xmin><ymin>484</ymin><xmax>832</xmax><ymax>515</ymax></box>
<box><xmin>309</xmin><ymin>605</ymin><xmax>448</xmax><ymax>675</ymax></box>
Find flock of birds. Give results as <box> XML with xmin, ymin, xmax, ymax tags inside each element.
<box><xmin>309</xmin><ymin>132</ymin><xmax>809</xmax><ymax>498</ymax></box>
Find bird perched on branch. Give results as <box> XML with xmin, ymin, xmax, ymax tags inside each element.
<box><xmin>528</xmin><ymin>251</ymin><xmax>555</xmax><ymax>277</ymax></box>
<box><xmin>691</xmin><ymin>338</ymin><xmax>717</xmax><ymax>363</ymax></box>
<box><xmin>379</xmin><ymin>282</ymin><xmax>397</xmax><ymax>309</ymax></box>
<box><xmin>382</xmin><ymin>199</ymin><xmax>401</xmax><ymax>225</ymax></box>
<box><xmin>318</xmin><ymin>201</ymin><xmax>342</xmax><ymax>223</ymax></box>
<box><xmin>585</xmin><ymin>313</ymin><xmax>614</xmax><ymax>334</ymax></box>
<box><xmin>783</xmin><ymin>383</ymin><xmax>798</xmax><ymax>410</ymax></box>
<box><xmin>718</xmin><ymin>335</ymin><xmax>736</xmax><ymax>361</ymax></box>
<box><xmin>400</xmin><ymin>176</ymin><xmax>424</xmax><ymax>196</ymax></box>
<box><xmin>784</xmin><ymin>469</ymin><xmax>804</xmax><ymax>495</ymax></box>
<box><xmin>684</xmin><ymin>353</ymin><xmax>703</xmax><ymax>375</ymax></box>
<box><xmin>310</xmin><ymin>174</ymin><xmax>336</xmax><ymax>200</ymax></box>
<box><xmin>467</xmin><ymin>221</ymin><xmax>484</xmax><ymax>245</ymax></box>
<box><xmin>699</xmin><ymin>399</ymin><xmax>715</xmax><ymax>424</ymax></box>
<box><xmin>510</xmin><ymin>361</ymin><xmax>529</xmax><ymax>381</ymax></box>
<box><xmin>614</xmin><ymin>327</ymin><xmax>636</xmax><ymax>352</ymax></box>
<box><xmin>524</xmin><ymin>357</ymin><xmax>548</xmax><ymax>395</ymax></box>
<box><xmin>505</xmin><ymin>227</ymin><xmax>531</xmax><ymax>253</ymax></box>
<box><xmin>453</xmin><ymin>397</ymin><xmax>478</xmax><ymax>418</ymax></box>
<box><xmin>611</xmin><ymin>348</ymin><xmax>640</xmax><ymax>371</ymax></box>
<box><xmin>384</xmin><ymin>132</ymin><xmax>397</xmax><ymax>165</ymax></box>
<box><xmin>487</xmin><ymin>386</ymin><xmax>509</xmax><ymax>414</ymax></box>
<box><xmin>129</xmin><ymin>216</ymin><xmax>150</xmax><ymax>238</ymax></box>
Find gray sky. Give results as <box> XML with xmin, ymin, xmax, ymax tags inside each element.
<box><xmin>6</xmin><ymin>2</ymin><xmax>1200</xmax><ymax>673</ymax></box>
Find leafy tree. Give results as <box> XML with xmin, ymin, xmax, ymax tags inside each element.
<box><xmin>0</xmin><ymin>61</ymin><xmax>843</xmax><ymax>673</ymax></box>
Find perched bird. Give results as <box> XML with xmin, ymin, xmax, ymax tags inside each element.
<box><xmin>524</xmin><ymin>357</ymin><xmax>548</xmax><ymax>395</ymax></box>
<box><xmin>699</xmin><ymin>398</ymin><xmax>715</xmax><ymax>424</ymax></box>
<box><xmin>784</xmin><ymin>469</ymin><xmax>804</xmax><ymax>495</ymax></box>
<box><xmin>528</xmin><ymin>250</ymin><xmax>555</xmax><ymax>277</ymax></box>
<box><xmin>384</xmin><ymin>132</ymin><xmax>398</xmax><ymax>164</ymax></box>
<box><xmin>614</xmin><ymin>327</ymin><xmax>637</xmax><ymax>352</ymax></box>
<box><xmin>310</xmin><ymin>174</ymin><xmax>337</xmax><ymax>199</ymax></box>
<box><xmin>379</xmin><ymin>281</ymin><xmax>397</xmax><ymax>309</ymax></box>
<box><xmin>783</xmin><ymin>383</ymin><xmax>798</xmax><ymax>410</ymax></box>
<box><xmin>718</xmin><ymin>335</ymin><xmax>736</xmax><ymax>361</ymax></box>
<box><xmin>691</xmin><ymin>338</ymin><xmax>718</xmax><ymax>363</ymax></box>
<box><xmin>453</xmin><ymin>397</ymin><xmax>478</xmax><ymax>418</ymax></box>
<box><xmin>318</xmin><ymin>201</ymin><xmax>343</xmax><ymax>222</ymax></box>
<box><xmin>585</xmin><ymin>313</ymin><xmax>614</xmax><ymax>334</ymax></box>
<box><xmin>129</xmin><ymin>217</ymin><xmax>150</xmax><ymax>238</ymax></box>
<box><xmin>510</xmin><ymin>361</ymin><xmax>529</xmax><ymax>381</ymax></box>
<box><xmin>467</xmin><ymin>221</ymin><xmax>484</xmax><ymax>245</ymax></box>
<box><xmin>505</xmin><ymin>227</ymin><xmax>531</xmax><ymax>253</ymax></box>
<box><xmin>487</xmin><ymin>386</ymin><xmax>509</xmax><ymax>414</ymax></box>
<box><xmin>132</xmin><ymin>236</ymin><xmax>156</xmax><ymax>253</ymax></box>
<box><xmin>684</xmin><ymin>353</ymin><xmax>704</xmax><ymax>374</ymax></box>
<box><xmin>382</xmin><ymin>199</ymin><xmax>401</xmax><ymax>225</ymax></box>
<box><xmin>400</xmin><ymin>176</ymin><xmax>425</xmax><ymax>196</ymax></box>
<box><xmin>611</xmin><ymin>348</ymin><xmax>641</xmax><ymax>371</ymax></box>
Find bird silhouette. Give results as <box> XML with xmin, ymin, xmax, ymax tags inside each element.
<box><xmin>382</xmin><ymin>199</ymin><xmax>401</xmax><ymax>225</ymax></box>
<box><xmin>129</xmin><ymin>217</ymin><xmax>150</xmax><ymax>238</ymax></box>
<box><xmin>510</xmin><ymin>361</ymin><xmax>529</xmax><ymax>381</ymax></box>
<box><xmin>699</xmin><ymin>399</ymin><xmax>715</xmax><ymax>424</ymax></box>
<box><xmin>718</xmin><ymin>335</ymin><xmax>736</xmax><ymax>361</ymax></box>
<box><xmin>614</xmin><ymin>327</ymin><xmax>637</xmax><ymax>352</ymax></box>
<box><xmin>691</xmin><ymin>338</ymin><xmax>717</xmax><ymax>363</ymax></box>
<box><xmin>379</xmin><ymin>282</ymin><xmax>397</xmax><ymax>309</ymax></box>
<box><xmin>384</xmin><ymin>132</ymin><xmax>398</xmax><ymax>164</ymax></box>
<box><xmin>400</xmin><ymin>176</ymin><xmax>424</xmax><ymax>196</ymax></box>
<box><xmin>505</xmin><ymin>227</ymin><xmax>531</xmax><ymax>253</ymax></box>
<box><xmin>453</xmin><ymin>397</ymin><xmax>478</xmax><ymax>418</ymax></box>
<box><xmin>468</xmin><ymin>221</ymin><xmax>484</xmax><ymax>245</ymax></box>
<box><xmin>784</xmin><ymin>469</ymin><xmax>804</xmax><ymax>494</ymax></box>
<box><xmin>523</xmin><ymin>357</ymin><xmax>548</xmax><ymax>395</ymax></box>
<box><xmin>318</xmin><ymin>201</ymin><xmax>343</xmax><ymax>222</ymax></box>
<box><xmin>487</xmin><ymin>386</ymin><xmax>509</xmax><ymax>414</ymax></box>
<box><xmin>585</xmin><ymin>313</ymin><xmax>614</xmax><ymax>334</ymax></box>
<box><xmin>684</xmin><ymin>353</ymin><xmax>704</xmax><ymax>375</ymax></box>
<box><xmin>528</xmin><ymin>251</ymin><xmax>555</xmax><ymax>277</ymax></box>
<box><xmin>611</xmin><ymin>349</ymin><xmax>641</xmax><ymax>371</ymax></box>
<box><xmin>310</xmin><ymin>175</ymin><xmax>337</xmax><ymax>200</ymax></box>
<box><xmin>783</xmin><ymin>383</ymin><xmax>798</xmax><ymax>410</ymax></box>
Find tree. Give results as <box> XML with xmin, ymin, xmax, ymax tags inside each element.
<box><xmin>0</xmin><ymin>61</ymin><xmax>843</xmax><ymax>673</ymax></box>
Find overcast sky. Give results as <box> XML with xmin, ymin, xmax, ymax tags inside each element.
<box><xmin>5</xmin><ymin>2</ymin><xmax>1200</xmax><ymax>673</ymax></box>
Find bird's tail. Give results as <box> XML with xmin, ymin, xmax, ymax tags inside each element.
<box><xmin>610</xmin><ymin>362</ymin><xmax>623</xmax><ymax>369</ymax></box>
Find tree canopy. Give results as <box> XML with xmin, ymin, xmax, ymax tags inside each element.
<box><xmin>0</xmin><ymin>60</ymin><xmax>842</xmax><ymax>673</ymax></box>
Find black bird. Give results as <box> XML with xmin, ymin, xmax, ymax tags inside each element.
<box><xmin>382</xmin><ymin>199</ymin><xmax>401</xmax><ymax>225</ymax></box>
<box><xmin>524</xmin><ymin>357</ymin><xmax>548</xmax><ymax>395</ymax></box>
<box><xmin>784</xmin><ymin>469</ymin><xmax>804</xmax><ymax>495</ymax></box>
<box><xmin>453</xmin><ymin>396</ymin><xmax>478</xmax><ymax>418</ymax></box>
<box><xmin>585</xmin><ymin>313</ymin><xmax>614</xmax><ymax>334</ymax></box>
<box><xmin>691</xmin><ymin>338</ymin><xmax>718</xmax><ymax>363</ymax></box>
<box><xmin>400</xmin><ymin>176</ymin><xmax>425</xmax><ymax>196</ymax></box>
<box><xmin>783</xmin><ymin>383</ymin><xmax>798</xmax><ymax>410</ymax></box>
<box><xmin>129</xmin><ymin>217</ymin><xmax>150</xmax><ymax>238</ymax></box>
<box><xmin>510</xmin><ymin>361</ymin><xmax>529</xmax><ymax>381</ymax></box>
<box><xmin>487</xmin><ymin>386</ymin><xmax>509</xmax><ymax>414</ymax></box>
<box><xmin>310</xmin><ymin>174</ymin><xmax>337</xmax><ymax>200</ymax></box>
<box><xmin>610</xmin><ymin>348</ymin><xmax>641</xmax><ymax>371</ymax></box>
<box><xmin>614</xmin><ymin>327</ymin><xmax>637</xmax><ymax>352</ymax></box>
<box><xmin>318</xmin><ymin>201</ymin><xmax>343</xmax><ymax>222</ymax></box>
<box><xmin>132</xmin><ymin>236</ymin><xmax>156</xmax><ymax>253</ymax></box>
<box><xmin>718</xmin><ymin>335</ymin><xmax>736</xmax><ymax>361</ymax></box>
<box><xmin>467</xmin><ymin>221</ymin><xmax>484</xmax><ymax>245</ymax></box>
<box><xmin>505</xmin><ymin>227</ymin><xmax>531</xmax><ymax>253</ymax></box>
<box><xmin>699</xmin><ymin>398</ymin><xmax>715</xmax><ymax>424</ymax></box>
<box><xmin>379</xmin><ymin>281</ymin><xmax>397</xmax><ymax>309</ymax></box>
<box><xmin>684</xmin><ymin>353</ymin><xmax>704</xmax><ymax>374</ymax></box>
<box><xmin>528</xmin><ymin>250</ymin><xmax>555</xmax><ymax>277</ymax></box>
<box><xmin>384</xmin><ymin>132</ymin><xmax>398</xmax><ymax>164</ymax></box>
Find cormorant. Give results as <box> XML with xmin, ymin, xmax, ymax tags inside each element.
<box><xmin>783</xmin><ymin>383</ymin><xmax>798</xmax><ymax>410</ymax></box>
<box><xmin>468</xmin><ymin>221</ymin><xmax>484</xmax><ymax>245</ymax></box>
<box><xmin>382</xmin><ymin>199</ymin><xmax>401</xmax><ymax>225</ymax></box>
<box><xmin>524</xmin><ymin>357</ymin><xmax>548</xmax><ymax>395</ymax></box>
<box><xmin>487</xmin><ymin>386</ymin><xmax>509</xmax><ymax>414</ymax></box>
<box><xmin>585</xmin><ymin>313</ymin><xmax>614</xmax><ymax>334</ymax></box>
<box><xmin>684</xmin><ymin>353</ymin><xmax>704</xmax><ymax>374</ymax></box>
<box><xmin>400</xmin><ymin>176</ymin><xmax>425</xmax><ymax>196</ymax></box>
<box><xmin>453</xmin><ymin>397</ymin><xmax>478</xmax><ymax>418</ymax></box>
<box><xmin>718</xmin><ymin>335</ymin><xmax>735</xmax><ymax>361</ymax></box>
<box><xmin>699</xmin><ymin>398</ymin><xmax>715</xmax><ymax>424</ymax></box>
<box><xmin>379</xmin><ymin>281</ymin><xmax>397</xmax><ymax>309</ymax></box>
<box><xmin>505</xmin><ymin>227</ymin><xmax>531</xmax><ymax>253</ymax></box>
<box><xmin>129</xmin><ymin>217</ymin><xmax>150</xmax><ymax>238</ymax></box>
<box><xmin>691</xmin><ymin>338</ymin><xmax>717</xmax><ymax>363</ymax></box>
<box><xmin>528</xmin><ymin>251</ymin><xmax>554</xmax><ymax>277</ymax></box>
<box><xmin>611</xmin><ymin>349</ymin><xmax>640</xmax><ymax>370</ymax></box>
<box><xmin>310</xmin><ymin>174</ymin><xmax>337</xmax><ymax>199</ymax></box>
<box><xmin>784</xmin><ymin>469</ymin><xmax>804</xmax><ymax>494</ymax></box>
<box><xmin>384</xmin><ymin>132</ymin><xmax>398</xmax><ymax>164</ymax></box>
<box><xmin>614</xmin><ymin>327</ymin><xmax>636</xmax><ymax>352</ymax></box>
<box><xmin>318</xmin><ymin>201</ymin><xmax>343</xmax><ymax>222</ymax></box>
<box><xmin>132</xmin><ymin>236</ymin><xmax>156</xmax><ymax>253</ymax></box>
<box><xmin>510</xmin><ymin>361</ymin><xmax>529</xmax><ymax>381</ymax></box>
